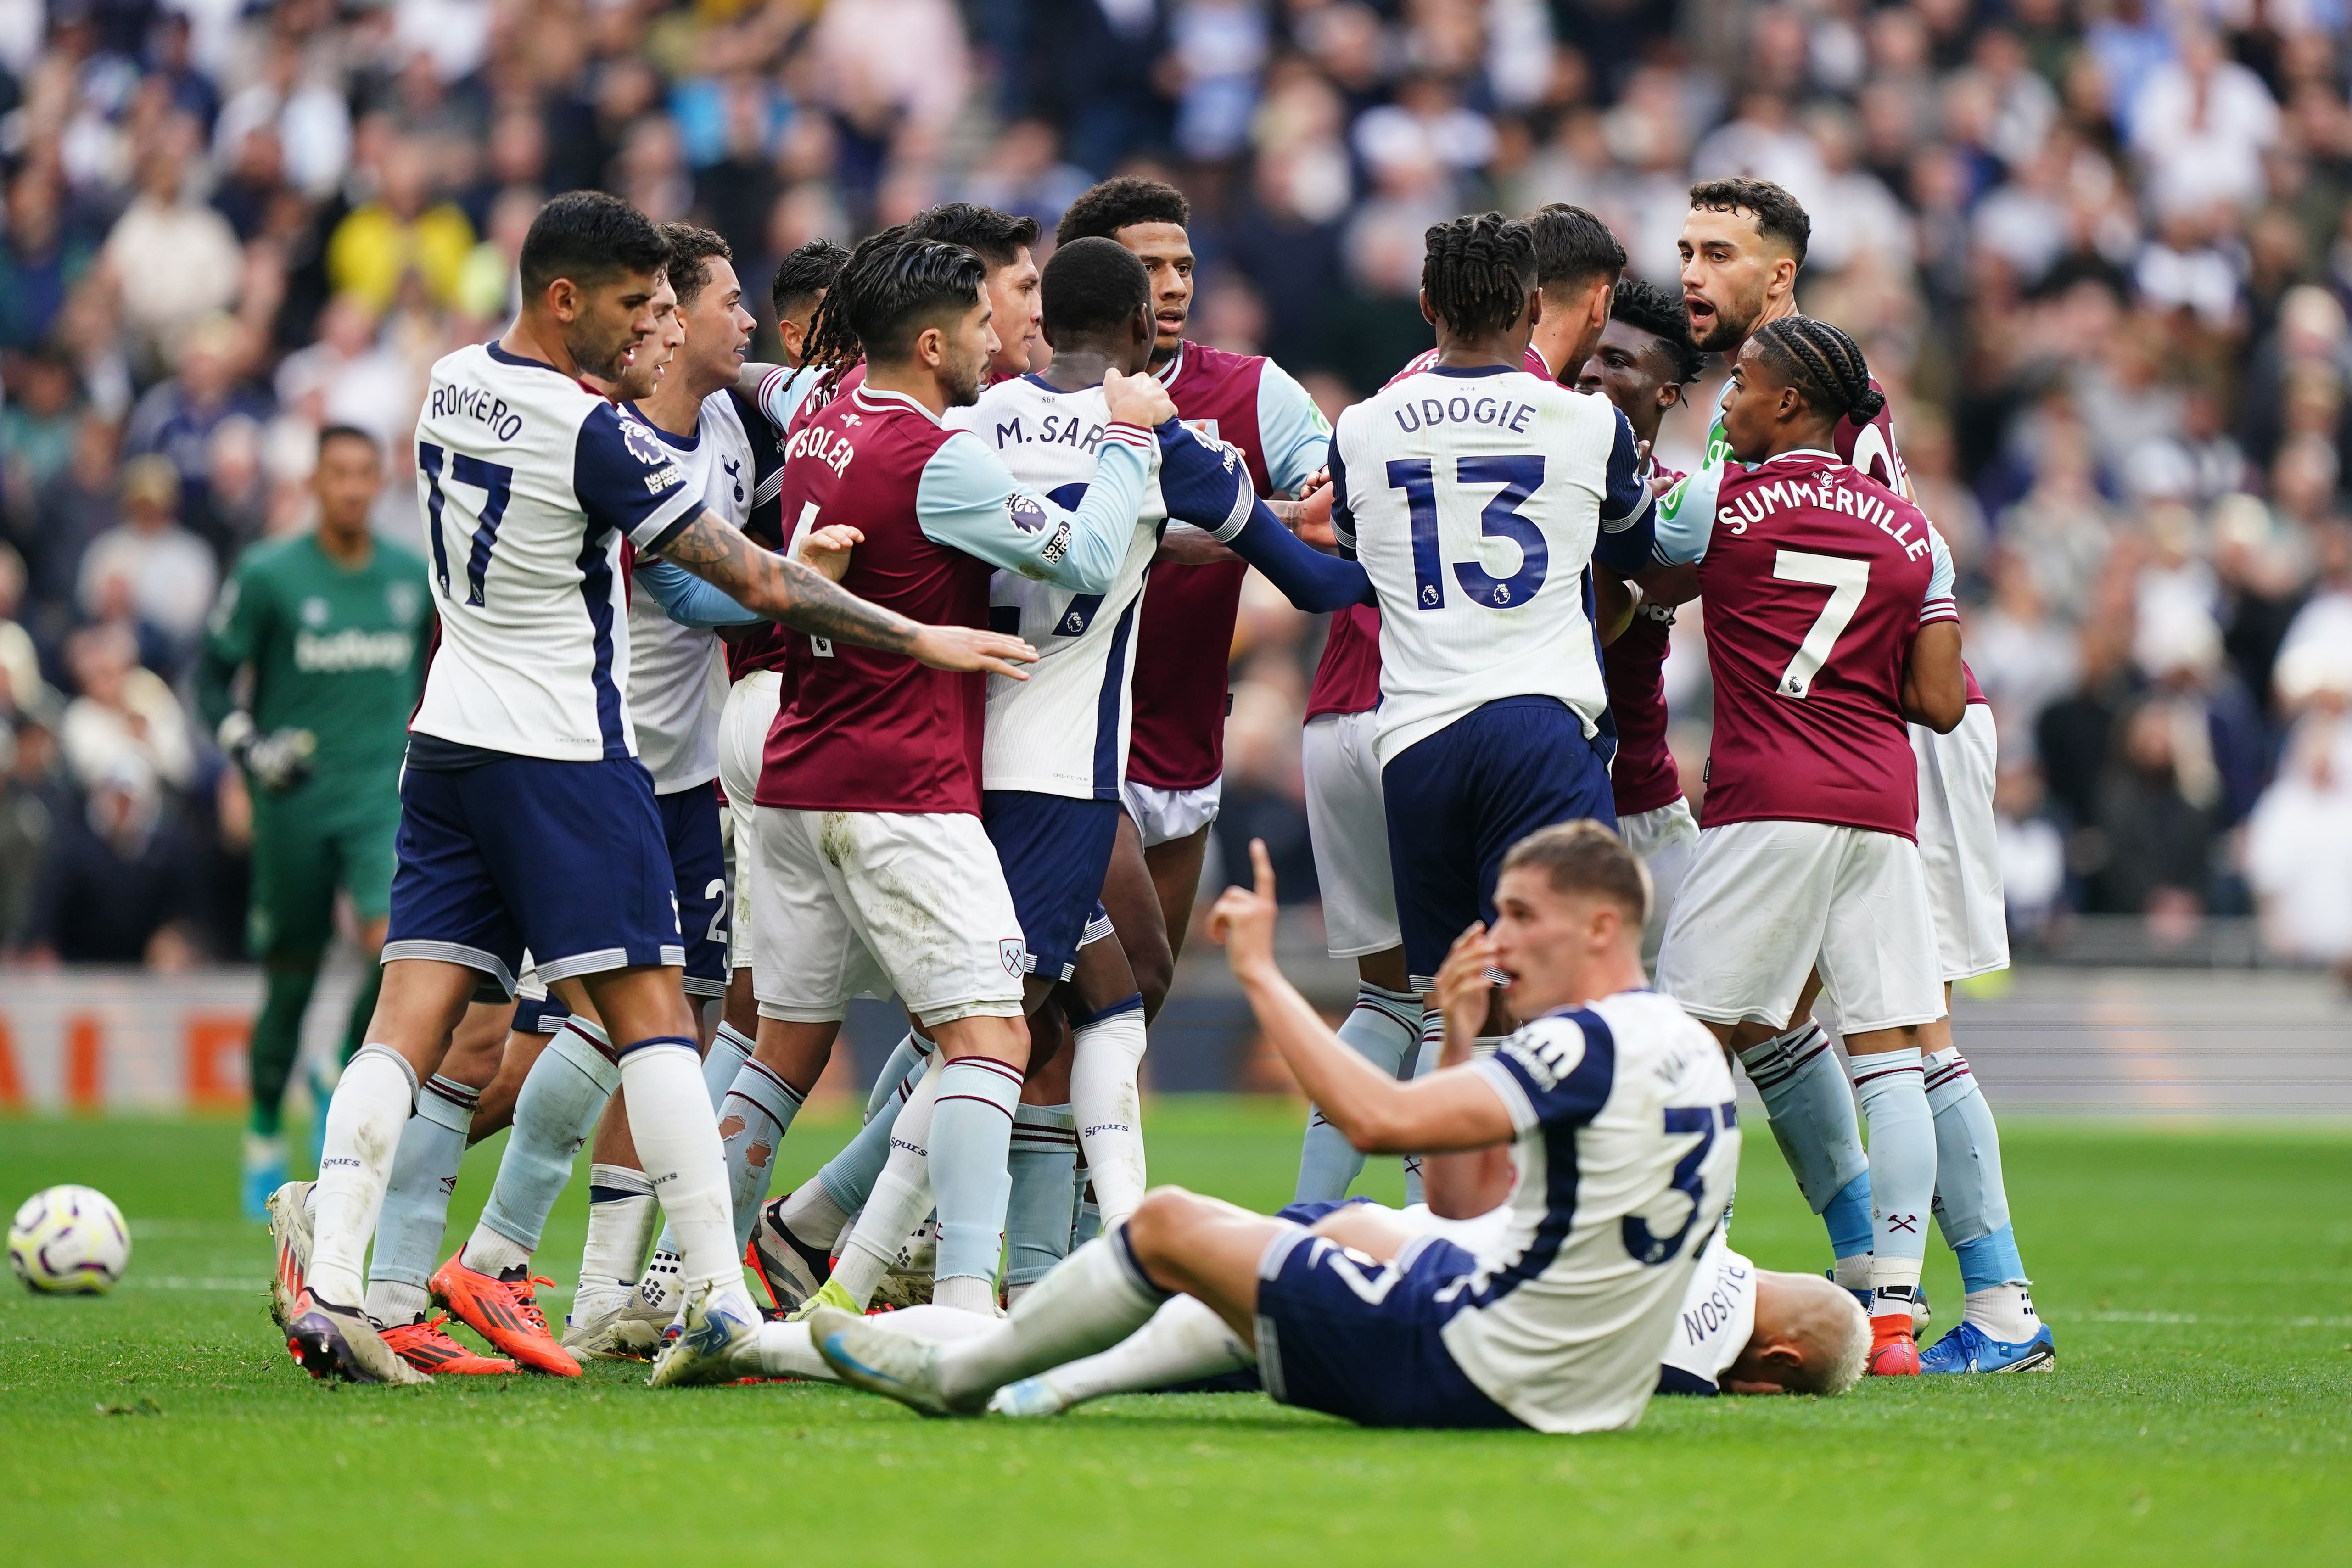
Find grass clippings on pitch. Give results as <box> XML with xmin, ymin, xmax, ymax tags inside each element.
<box><xmin>2</xmin><ymin>1101</ymin><xmax>2346</xmax><ymax>1566</ymax></box>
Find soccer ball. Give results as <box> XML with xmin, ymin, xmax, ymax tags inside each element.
<box><xmin>8</xmin><ymin>1185</ymin><xmax>131</xmax><ymax>1294</ymax></box>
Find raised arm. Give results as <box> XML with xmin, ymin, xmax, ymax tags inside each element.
<box><xmin>1155</xmin><ymin>419</ymin><xmax>1372</xmax><ymax>611</ymax></box>
<box><xmin>1209</xmin><ymin>840</ymin><xmax>1517</xmax><ymax>1155</ymax></box>
<box><xmin>654</xmin><ymin>507</ymin><xmax>1035</xmax><ymax>678</ymax></box>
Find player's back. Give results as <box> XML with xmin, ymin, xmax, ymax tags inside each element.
<box><xmin>1686</xmin><ymin>451</ymin><xmax>1940</xmax><ymax>838</ymax></box>
<box><xmin>1333</xmin><ymin>365</ymin><xmax>1619</xmax><ymax>766</ymax></box>
<box><xmin>1447</xmin><ymin>988</ymin><xmax>1741</xmax><ymax>1433</ymax></box>
<box><xmin>410</xmin><ymin>341</ymin><xmax>698</xmax><ymax>762</ymax></box>
<box><xmin>758</xmin><ymin>383</ymin><xmax>991</xmax><ymax>814</ymax></box>
<box><xmin>953</xmin><ymin>375</ymin><xmax>1164</xmax><ymax>800</ymax></box>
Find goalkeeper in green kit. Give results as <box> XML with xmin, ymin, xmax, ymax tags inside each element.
<box><xmin>197</xmin><ymin>426</ymin><xmax>431</xmax><ymax>1219</ymax></box>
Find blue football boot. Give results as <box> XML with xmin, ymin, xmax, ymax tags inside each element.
<box><xmin>1920</xmin><ymin>1319</ymin><xmax>2056</xmax><ymax>1374</ymax></box>
<box><xmin>241</xmin><ymin>1132</ymin><xmax>287</xmax><ymax>1223</ymax></box>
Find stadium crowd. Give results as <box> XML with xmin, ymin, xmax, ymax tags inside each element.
<box><xmin>0</xmin><ymin>0</ymin><xmax>2350</xmax><ymax>972</ymax></box>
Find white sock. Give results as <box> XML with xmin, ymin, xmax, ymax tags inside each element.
<box><xmin>935</xmin><ymin>1275</ymin><xmax>997</xmax><ymax>1314</ymax></box>
<box><xmin>1070</xmin><ymin>1001</ymin><xmax>1148</xmax><ymax>1225</ymax></box>
<box><xmin>580</xmin><ymin>1164</ymin><xmax>657</xmax><ymax>1290</ymax></box>
<box><xmin>306</xmin><ymin>1044</ymin><xmax>418</xmax><ymax>1307</ymax></box>
<box><xmin>365</xmin><ymin>1280</ymin><xmax>430</xmax><ymax>1326</ymax></box>
<box><xmin>1033</xmin><ymin>1293</ymin><xmax>1251</xmax><ymax>1408</ymax></box>
<box><xmin>751</xmin><ymin>1302</ymin><xmax>994</xmax><ymax>1381</ymax></box>
<box><xmin>619</xmin><ymin>1036</ymin><xmax>750</xmax><ymax>1310</ymax></box>
<box><xmin>776</xmin><ymin>1181</ymin><xmax>850</xmax><ymax>1254</ymax></box>
<box><xmin>831</xmin><ymin>1057</ymin><xmax>944</xmax><ymax>1307</ymax></box>
<box><xmin>930</xmin><ymin>1226</ymin><xmax>1170</xmax><ymax>1406</ymax></box>
<box><xmin>1963</xmin><ymin>1283</ymin><xmax>2039</xmax><ymax>1342</ymax></box>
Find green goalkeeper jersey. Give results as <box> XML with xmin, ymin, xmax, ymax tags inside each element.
<box><xmin>197</xmin><ymin>532</ymin><xmax>433</xmax><ymax>782</ymax></box>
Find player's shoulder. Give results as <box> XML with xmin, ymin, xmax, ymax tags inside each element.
<box><xmin>1175</xmin><ymin>341</ymin><xmax>1265</xmax><ymax>386</ymax></box>
<box><xmin>1582</xmin><ymin>989</ymin><xmax>1724</xmax><ymax>1074</ymax></box>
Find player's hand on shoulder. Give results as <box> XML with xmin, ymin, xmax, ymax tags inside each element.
<box><xmin>1103</xmin><ymin>366</ymin><xmax>1177</xmax><ymax>431</ymax></box>
<box><xmin>907</xmin><ymin>624</ymin><xmax>1037</xmax><ymax>680</ymax></box>
<box><xmin>796</xmin><ymin>524</ymin><xmax>862</xmax><ymax>583</ymax></box>
<box><xmin>1207</xmin><ymin>838</ymin><xmax>1280</xmax><ymax>981</ymax></box>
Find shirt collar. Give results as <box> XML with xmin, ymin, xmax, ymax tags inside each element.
<box><xmin>1153</xmin><ymin>340</ymin><xmax>1186</xmax><ymax>387</ymax></box>
<box><xmin>853</xmin><ymin>384</ymin><xmax>943</xmax><ymax>426</ymax></box>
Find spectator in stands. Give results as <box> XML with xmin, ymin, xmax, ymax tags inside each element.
<box><xmin>26</xmin><ymin>756</ymin><xmax>202</xmax><ymax>969</ymax></box>
<box><xmin>325</xmin><ymin>136</ymin><xmax>475</xmax><ymax>311</ymax></box>
<box><xmin>76</xmin><ymin>456</ymin><xmax>218</xmax><ymax>661</ymax></box>
<box><xmin>57</xmin><ymin>621</ymin><xmax>195</xmax><ymax>796</ymax></box>
<box><xmin>100</xmin><ymin>112</ymin><xmax>245</xmax><ymax>367</ymax></box>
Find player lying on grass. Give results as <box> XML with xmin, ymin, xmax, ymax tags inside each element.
<box><xmin>804</xmin><ymin>822</ymin><xmax>1741</xmax><ymax>1432</ymax></box>
<box><xmin>736</xmin><ymin>1203</ymin><xmax>1864</xmax><ymax>1403</ymax></box>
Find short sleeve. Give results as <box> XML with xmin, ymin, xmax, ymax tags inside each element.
<box><xmin>756</xmin><ymin>364</ymin><xmax>822</xmax><ymax>434</ymax></box>
<box><xmin>1255</xmin><ymin>360</ymin><xmax>1333</xmax><ymax>497</ymax></box>
<box><xmin>1473</xmin><ymin>1010</ymin><xmax>1618</xmax><ymax>1133</ymax></box>
<box><xmin>1648</xmin><ymin>462</ymin><xmax>1721</xmax><ymax>568</ymax></box>
<box><xmin>1921</xmin><ymin>524</ymin><xmax>1958</xmax><ymax>624</ymax></box>
<box><xmin>575</xmin><ymin>402</ymin><xmax>702</xmax><ymax>553</ymax></box>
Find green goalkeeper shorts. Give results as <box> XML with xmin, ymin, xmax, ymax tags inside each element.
<box><xmin>246</xmin><ymin>776</ymin><xmax>403</xmax><ymax>959</ymax></box>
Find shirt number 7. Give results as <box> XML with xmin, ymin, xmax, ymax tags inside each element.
<box><xmin>1772</xmin><ymin>549</ymin><xmax>1869</xmax><ymax>698</ymax></box>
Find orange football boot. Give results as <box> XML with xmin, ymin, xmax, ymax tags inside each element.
<box><xmin>1867</xmin><ymin>1314</ymin><xmax>1921</xmax><ymax>1376</ymax></box>
<box><xmin>381</xmin><ymin>1314</ymin><xmax>521</xmax><ymax>1375</ymax></box>
<box><xmin>430</xmin><ymin>1254</ymin><xmax>582</xmax><ymax>1376</ymax></box>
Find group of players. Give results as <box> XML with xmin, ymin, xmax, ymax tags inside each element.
<box><xmin>230</xmin><ymin>164</ymin><xmax>2053</xmax><ymax>1431</ymax></box>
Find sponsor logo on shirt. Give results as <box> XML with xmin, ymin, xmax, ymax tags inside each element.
<box><xmin>1039</xmin><ymin>521</ymin><xmax>1072</xmax><ymax>565</ymax></box>
<box><xmin>1500</xmin><ymin>1023</ymin><xmax>1584</xmax><ymax>1091</ymax></box>
<box><xmin>294</xmin><ymin>628</ymin><xmax>414</xmax><ymax>673</ymax></box>
<box><xmin>643</xmin><ymin>462</ymin><xmax>686</xmax><ymax>494</ymax></box>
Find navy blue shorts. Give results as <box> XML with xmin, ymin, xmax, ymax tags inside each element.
<box><xmin>983</xmin><ymin>791</ymin><xmax>1121</xmax><ymax>982</ymax></box>
<box><xmin>385</xmin><ymin>754</ymin><xmax>685</xmax><ymax>997</ymax></box>
<box><xmin>659</xmin><ymin>781</ymin><xmax>728</xmax><ymax>998</ymax></box>
<box><xmin>512</xmin><ymin>991</ymin><xmax>568</xmax><ymax>1033</ymax></box>
<box><xmin>1254</xmin><ymin>1226</ymin><xmax>1524</xmax><ymax>1430</ymax></box>
<box><xmin>1381</xmin><ymin>696</ymin><xmax>1617</xmax><ymax>985</ymax></box>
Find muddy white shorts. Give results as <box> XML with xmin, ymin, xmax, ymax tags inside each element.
<box><xmin>1655</xmin><ymin>818</ymin><xmax>1943</xmax><ymax>1035</ymax></box>
<box><xmin>750</xmin><ymin>805</ymin><xmax>1025</xmax><ymax>1028</ymax></box>
<box><xmin>1302</xmin><ymin>710</ymin><xmax>1400</xmax><ymax>958</ymax></box>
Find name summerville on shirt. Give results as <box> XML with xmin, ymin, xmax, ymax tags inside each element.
<box><xmin>1702</xmin><ymin>468</ymin><xmax>1931</xmax><ymax>559</ymax></box>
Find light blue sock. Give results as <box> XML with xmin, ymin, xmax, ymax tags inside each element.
<box><xmin>818</xmin><ymin>1048</ymin><xmax>928</xmax><ymax>1213</ymax></box>
<box><xmin>1005</xmin><ymin>1103</ymin><xmax>1078</xmax><ymax>1293</ymax></box>
<box><xmin>866</xmin><ymin>1030</ymin><xmax>925</xmax><ymax>1123</ymax></box>
<box><xmin>929</xmin><ymin>1057</ymin><xmax>1024</xmax><ymax>1285</ymax></box>
<box><xmin>705</xmin><ymin>1022</ymin><xmax>754</xmax><ymax>1111</ymax></box>
<box><xmin>363</xmin><ymin>1073</ymin><xmax>477</xmax><ymax>1323</ymax></box>
<box><xmin>1296</xmin><ymin>983</ymin><xmax>1422</xmax><ymax>1203</ymax></box>
<box><xmin>1824</xmin><ymin>1172</ymin><xmax>1873</xmax><ymax>1259</ymax></box>
<box><xmin>465</xmin><ymin>1019</ymin><xmax>619</xmax><ymax>1266</ymax></box>
<box><xmin>1925</xmin><ymin>1047</ymin><xmax>2028</xmax><ymax>1287</ymax></box>
<box><xmin>720</xmin><ymin>1058</ymin><xmax>806</xmax><ymax>1249</ymax></box>
<box><xmin>1849</xmin><ymin>1046</ymin><xmax>1936</xmax><ymax>1299</ymax></box>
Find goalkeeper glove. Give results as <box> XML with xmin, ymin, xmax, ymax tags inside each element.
<box><xmin>218</xmin><ymin>711</ymin><xmax>318</xmax><ymax>792</ymax></box>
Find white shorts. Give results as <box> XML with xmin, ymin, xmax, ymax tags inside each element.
<box><xmin>750</xmin><ymin>805</ymin><xmax>1025</xmax><ymax>1028</ymax></box>
<box><xmin>719</xmin><ymin>671</ymin><xmax>783</xmax><ymax>972</ymax></box>
<box><xmin>1914</xmin><ymin>706</ymin><xmax>2009</xmax><ymax>983</ymax></box>
<box><xmin>1121</xmin><ymin>776</ymin><xmax>1221</xmax><ymax>850</ymax></box>
<box><xmin>1302</xmin><ymin>710</ymin><xmax>1400</xmax><ymax>958</ymax></box>
<box><xmin>1618</xmin><ymin>795</ymin><xmax>1698</xmax><ymax>969</ymax></box>
<box><xmin>1654</xmin><ymin>819</ymin><xmax>1943</xmax><ymax>1035</ymax></box>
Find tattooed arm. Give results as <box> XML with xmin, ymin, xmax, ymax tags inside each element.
<box><xmin>654</xmin><ymin>507</ymin><xmax>1036</xmax><ymax>678</ymax></box>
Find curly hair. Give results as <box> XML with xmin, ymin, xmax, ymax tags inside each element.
<box><xmin>1689</xmin><ymin>177</ymin><xmax>1811</xmax><ymax>269</ymax></box>
<box><xmin>1056</xmin><ymin>176</ymin><xmax>1190</xmax><ymax>246</ymax></box>
<box><xmin>770</xmin><ymin>237</ymin><xmax>849</xmax><ymax>323</ymax></box>
<box><xmin>1752</xmin><ymin>315</ymin><xmax>1885</xmax><ymax>424</ymax></box>
<box><xmin>1420</xmin><ymin>213</ymin><xmax>1537</xmax><ymax>340</ymax></box>
<box><xmin>659</xmin><ymin>222</ymin><xmax>732</xmax><ymax>310</ymax></box>
<box><xmin>1609</xmin><ymin>277</ymin><xmax>1704</xmax><ymax>384</ymax></box>
<box><xmin>795</xmin><ymin>224</ymin><xmax>909</xmax><ymax>407</ymax></box>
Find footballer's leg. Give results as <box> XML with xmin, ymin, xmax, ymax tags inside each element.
<box><xmin>1066</xmin><ymin>921</ymin><xmax>1150</xmax><ymax>1227</ymax></box>
<box><xmin>241</xmin><ymin>798</ymin><xmax>339</xmax><ymax>1220</ymax></box>
<box><xmin>1732</xmin><ymin>967</ymin><xmax>1876</xmax><ymax>1300</ymax></box>
<box><xmin>816</xmin><ymin>1187</ymin><xmax>1268</xmax><ymax>1417</ymax></box>
<box><xmin>1006</xmin><ymin>1004</ymin><xmax>1077</xmax><ymax>1307</ymax></box>
<box><xmin>1142</xmin><ymin>822</ymin><xmax>1214</xmax><ymax>965</ymax></box>
<box><xmin>1099</xmin><ymin>812</ymin><xmax>1175</xmax><ymax>1020</ymax></box>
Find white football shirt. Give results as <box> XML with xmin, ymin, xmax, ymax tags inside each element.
<box><xmin>1656</xmin><ymin>1228</ymin><xmax>1758</xmax><ymax>1395</ymax></box>
<box><xmin>410</xmin><ymin>341</ymin><xmax>700</xmax><ymax>760</ymax></box>
<box><xmin>1443</xmin><ymin>988</ymin><xmax>1742</xmax><ymax>1433</ymax></box>
<box><xmin>946</xmin><ymin>375</ymin><xmax>1168</xmax><ymax>800</ymax></box>
<box><xmin>623</xmin><ymin>389</ymin><xmax>763</xmax><ymax>792</ymax></box>
<box><xmin>1331</xmin><ymin>364</ymin><xmax>1647</xmax><ymax>766</ymax></box>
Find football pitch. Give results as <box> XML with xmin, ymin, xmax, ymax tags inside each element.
<box><xmin>4</xmin><ymin>1103</ymin><xmax>2347</xmax><ymax>1566</ymax></box>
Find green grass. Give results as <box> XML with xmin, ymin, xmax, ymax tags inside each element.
<box><xmin>3</xmin><ymin>1103</ymin><xmax>2347</xmax><ymax>1566</ymax></box>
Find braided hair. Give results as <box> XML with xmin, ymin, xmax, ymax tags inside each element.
<box><xmin>795</xmin><ymin>224</ymin><xmax>911</xmax><ymax>408</ymax></box>
<box><xmin>1751</xmin><ymin>316</ymin><xmax>1884</xmax><ymax>425</ymax></box>
<box><xmin>1420</xmin><ymin>213</ymin><xmax>1536</xmax><ymax>341</ymax></box>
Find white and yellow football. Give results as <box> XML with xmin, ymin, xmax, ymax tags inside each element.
<box><xmin>8</xmin><ymin>1185</ymin><xmax>131</xmax><ymax>1294</ymax></box>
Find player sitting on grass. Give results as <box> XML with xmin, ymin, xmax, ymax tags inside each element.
<box><xmin>812</xmin><ymin>822</ymin><xmax>1740</xmax><ymax>1432</ymax></box>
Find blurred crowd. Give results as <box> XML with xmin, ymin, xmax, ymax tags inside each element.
<box><xmin>2</xmin><ymin>0</ymin><xmax>2352</xmax><ymax>972</ymax></box>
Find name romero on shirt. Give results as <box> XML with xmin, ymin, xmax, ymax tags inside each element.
<box><xmin>428</xmin><ymin>384</ymin><xmax>526</xmax><ymax>442</ymax></box>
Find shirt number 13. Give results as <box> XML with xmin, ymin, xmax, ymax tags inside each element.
<box><xmin>1387</xmin><ymin>454</ymin><xmax>1549</xmax><ymax>610</ymax></box>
